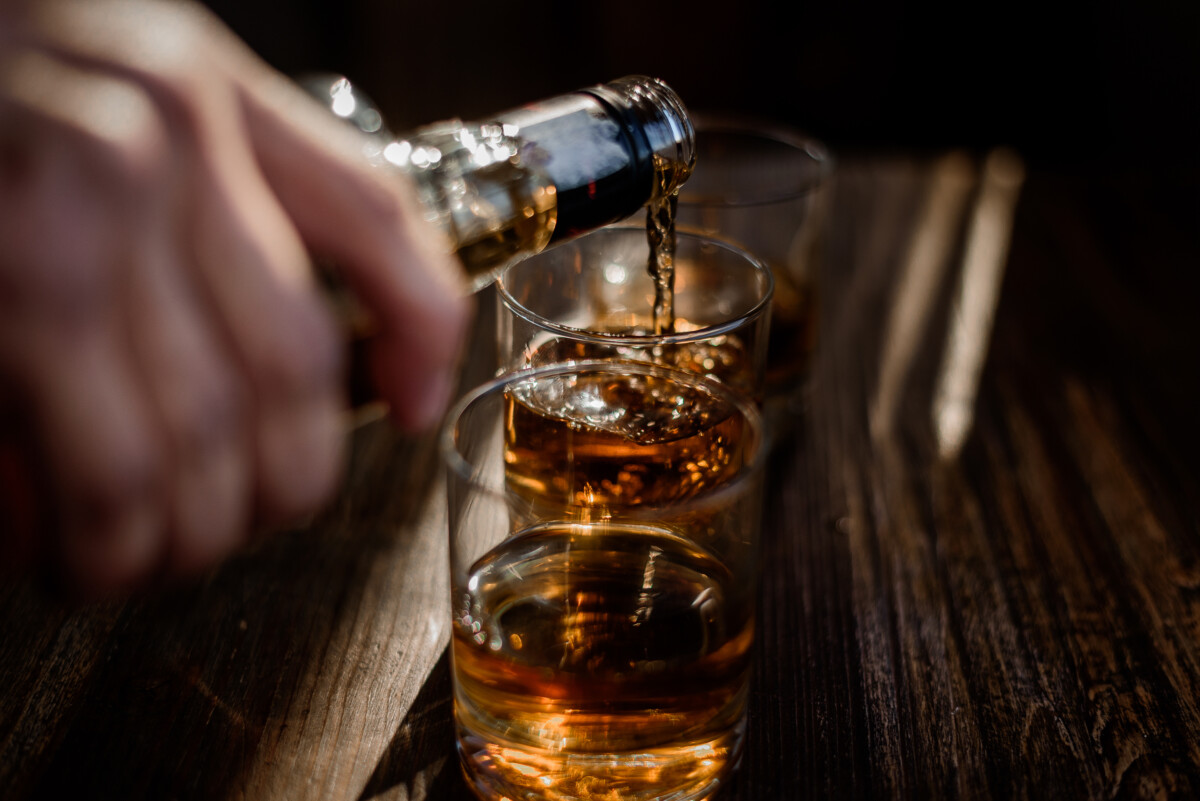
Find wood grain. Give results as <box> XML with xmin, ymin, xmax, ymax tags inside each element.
<box><xmin>1</xmin><ymin>159</ymin><xmax>1197</xmax><ymax>801</ymax></box>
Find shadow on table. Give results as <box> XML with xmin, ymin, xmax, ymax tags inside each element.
<box><xmin>359</xmin><ymin>646</ymin><xmax>473</xmax><ymax>801</ymax></box>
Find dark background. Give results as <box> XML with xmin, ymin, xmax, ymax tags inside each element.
<box><xmin>205</xmin><ymin>0</ymin><xmax>1198</xmax><ymax>172</ymax></box>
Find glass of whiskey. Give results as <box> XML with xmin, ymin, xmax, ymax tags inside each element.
<box><xmin>676</xmin><ymin>116</ymin><xmax>833</xmax><ymax>413</ymax></box>
<box><xmin>496</xmin><ymin>224</ymin><xmax>774</xmax><ymax>403</ymax></box>
<box><xmin>442</xmin><ymin>361</ymin><xmax>766</xmax><ymax>801</ymax></box>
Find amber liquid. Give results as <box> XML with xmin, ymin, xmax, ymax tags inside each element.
<box><xmin>520</xmin><ymin>317</ymin><xmax>759</xmax><ymax>404</ymax></box>
<box><xmin>452</xmin><ymin>158</ymin><xmax>558</xmax><ymax>288</ymax></box>
<box><xmin>502</xmin><ymin>369</ymin><xmax>752</xmax><ymax>509</ymax></box>
<box><xmin>454</xmin><ymin>523</ymin><xmax>753</xmax><ymax>801</ymax></box>
<box><xmin>646</xmin><ymin>154</ymin><xmax>684</xmax><ymax>336</ymax></box>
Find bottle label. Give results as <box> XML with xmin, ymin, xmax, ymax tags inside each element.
<box><xmin>497</xmin><ymin>95</ymin><xmax>652</xmax><ymax>241</ymax></box>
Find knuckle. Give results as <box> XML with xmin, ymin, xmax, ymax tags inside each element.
<box><xmin>95</xmin><ymin>0</ymin><xmax>218</xmax><ymax>81</ymax></box>
<box><xmin>90</xmin><ymin>14</ymin><xmax>221</xmax><ymax>150</ymax></box>
<box><xmin>0</xmin><ymin>75</ymin><xmax>169</xmax><ymax>320</ymax></box>
<box><xmin>17</xmin><ymin>54</ymin><xmax>173</xmax><ymax>198</ymax></box>
<box><xmin>77</xmin><ymin>114</ymin><xmax>171</xmax><ymax>209</ymax></box>
<box><xmin>101</xmin><ymin>105</ymin><xmax>172</xmax><ymax>196</ymax></box>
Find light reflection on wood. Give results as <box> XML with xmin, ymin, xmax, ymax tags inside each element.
<box><xmin>934</xmin><ymin>148</ymin><xmax>1026</xmax><ymax>460</ymax></box>
<box><xmin>870</xmin><ymin>152</ymin><xmax>976</xmax><ymax>446</ymax></box>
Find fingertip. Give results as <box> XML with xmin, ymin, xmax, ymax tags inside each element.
<box><xmin>369</xmin><ymin>288</ymin><xmax>470</xmax><ymax>433</ymax></box>
<box><xmin>254</xmin><ymin>392</ymin><xmax>346</xmax><ymax>527</ymax></box>
<box><xmin>166</xmin><ymin>435</ymin><xmax>252</xmax><ymax>577</ymax></box>
<box><xmin>376</xmin><ymin>359</ymin><xmax>456</xmax><ymax>433</ymax></box>
<box><xmin>60</xmin><ymin>500</ymin><xmax>165</xmax><ymax>599</ymax></box>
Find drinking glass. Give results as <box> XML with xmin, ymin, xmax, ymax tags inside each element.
<box><xmin>676</xmin><ymin>115</ymin><xmax>833</xmax><ymax>402</ymax></box>
<box><xmin>443</xmin><ymin>361</ymin><xmax>766</xmax><ymax>801</ymax></box>
<box><xmin>496</xmin><ymin>225</ymin><xmax>774</xmax><ymax>402</ymax></box>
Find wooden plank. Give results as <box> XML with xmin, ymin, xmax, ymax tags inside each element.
<box><xmin>2</xmin><ymin>160</ymin><xmax>1198</xmax><ymax>801</ymax></box>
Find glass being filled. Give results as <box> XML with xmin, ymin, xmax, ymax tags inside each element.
<box><xmin>497</xmin><ymin>225</ymin><xmax>773</xmax><ymax>404</ymax></box>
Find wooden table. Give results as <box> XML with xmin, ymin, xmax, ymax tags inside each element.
<box><xmin>3</xmin><ymin>154</ymin><xmax>1198</xmax><ymax>800</ymax></box>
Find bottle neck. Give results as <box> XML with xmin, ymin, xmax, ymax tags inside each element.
<box><xmin>583</xmin><ymin>76</ymin><xmax>695</xmax><ymax>198</ymax></box>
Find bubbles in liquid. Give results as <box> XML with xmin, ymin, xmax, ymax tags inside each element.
<box><xmin>507</xmin><ymin>370</ymin><xmax>734</xmax><ymax>446</ymax></box>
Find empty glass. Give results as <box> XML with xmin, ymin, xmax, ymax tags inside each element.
<box><xmin>676</xmin><ymin>115</ymin><xmax>833</xmax><ymax>403</ymax></box>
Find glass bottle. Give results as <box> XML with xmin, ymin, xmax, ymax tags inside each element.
<box><xmin>311</xmin><ymin>75</ymin><xmax>696</xmax><ymax>291</ymax></box>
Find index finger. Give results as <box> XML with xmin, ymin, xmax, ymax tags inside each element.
<box><xmin>236</xmin><ymin>71</ymin><xmax>471</xmax><ymax>431</ymax></box>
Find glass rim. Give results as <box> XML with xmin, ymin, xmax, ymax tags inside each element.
<box><xmin>496</xmin><ymin>225</ymin><xmax>775</xmax><ymax>347</ymax></box>
<box><xmin>441</xmin><ymin>360</ymin><xmax>767</xmax><ymax>514</ymax></box>
<box><xmin>679</xmin><ymin>112</ymin><xmax>834</xmax><ymax>207</ymax></box>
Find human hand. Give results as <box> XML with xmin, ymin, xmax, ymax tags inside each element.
<box><xmin>0</xmin><ymin>0</ymin><xmax>469</xmax><ymax>596</ymax></box>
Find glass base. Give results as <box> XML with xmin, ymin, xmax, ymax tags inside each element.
<box><xmin>457</xmin><ymin>716</ymin><xmax>745</xmax><ymax>801</ymax></box>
